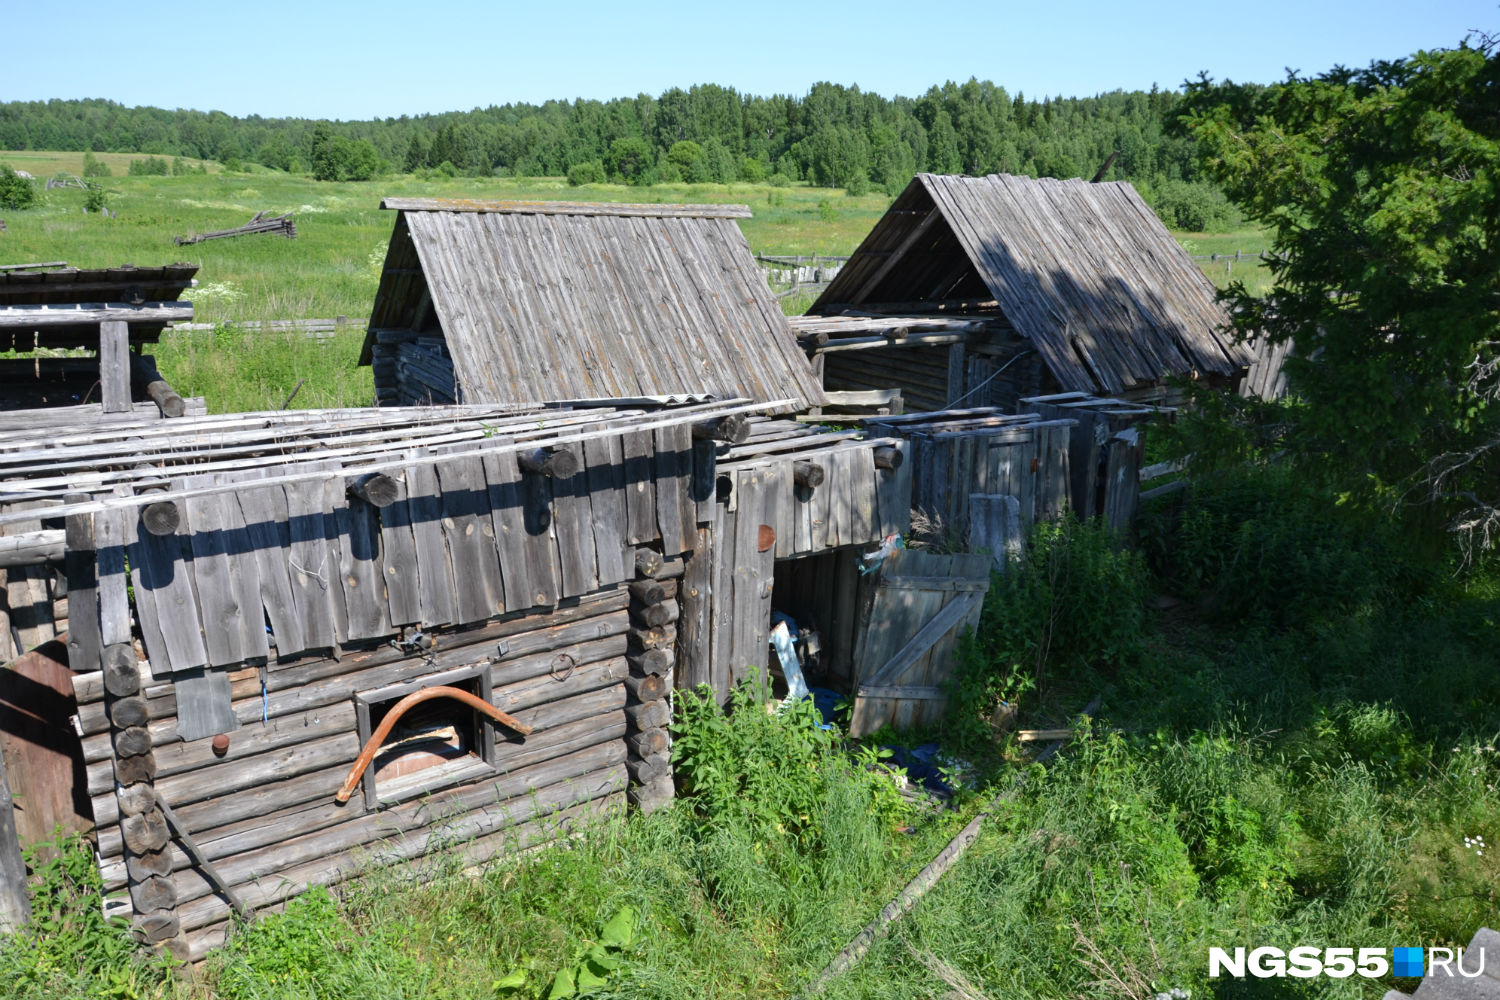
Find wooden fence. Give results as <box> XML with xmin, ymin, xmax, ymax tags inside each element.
<box><xmin>167</xmin><ymin>317</ymin><xmax>362</xmax><ymax>341</ymax></box>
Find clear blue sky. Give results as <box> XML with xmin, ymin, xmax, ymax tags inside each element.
<box><xmin>2</xmin><ymin>0</ymin><xmax>1495</xmax><ymax>120</ymax></box>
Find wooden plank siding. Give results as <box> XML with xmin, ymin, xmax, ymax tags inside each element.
<box><xmin>361</xmin><ymin>200</ymin><xmax>825</xmax><ymax>410</ymax></box>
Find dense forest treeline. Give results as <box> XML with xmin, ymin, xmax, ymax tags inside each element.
<box><xmin>0</xmin><ymin>81</ymin><xmax>1243</xmax><ymax>229</ymax></box>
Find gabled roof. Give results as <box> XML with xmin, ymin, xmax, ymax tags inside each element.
<box><xmin>360</xmin><ymin>199</ymin><xmax>826</xmax><ymax>409</ymax></box>
<box><xmin>0</xmin><ymin>262</ymin><xmax>197</xmax><ymax>306</ymax></box>
<box><xmin>811</xmin><ymin>173</ymin><xmax>1251</xmax><ymax>394</ymax></box>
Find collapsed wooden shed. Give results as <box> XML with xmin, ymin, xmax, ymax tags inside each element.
<box><xmin>806</xmin><ymin>173</ymin><xmax>1253</xmax><ymax>410</ymax></box>
<box><xmin>357</xmin><ymin>199</ymin><xmax>827</xmax><ymax>410</ymax></box>
<box><xmin>0</xmin><ymin>262</ymin><xmax>199</xmax><ymax>417</ymax></box>
<box><xmin>0</xmin><ymin>397</ymin><xmax>775</xmax><ymax>959</ymax></box>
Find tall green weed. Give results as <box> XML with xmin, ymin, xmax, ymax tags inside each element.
<box><xmin>945</xmin><ymin>518</ymin><xmax>1150</xmax><ymax>742</ymax></box>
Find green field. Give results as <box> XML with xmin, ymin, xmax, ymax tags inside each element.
<box><xmin>0</xmin><ymin>160</ymin><xmax>1270</xmax><ymax>411</ymax></box>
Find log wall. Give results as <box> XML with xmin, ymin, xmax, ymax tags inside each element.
<box><xmin>72</xmin><ymin>589</ymin><xmax>636</xmax><ymax>960</ymax></box>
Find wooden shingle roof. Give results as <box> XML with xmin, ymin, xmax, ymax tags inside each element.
<box><xmin>811</xmin><ymin>173</ymin><xmax>1251</xmax><ymax>394</ymax></box>
<box><xmin>361</xmin><ymin>199</ymin><xmax>826</xmax><ymax>410</ymax></box>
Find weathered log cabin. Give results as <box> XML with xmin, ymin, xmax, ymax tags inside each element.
<box><xmin>356</xmin><ymin>199</ymin><xmax>826</xmax><ymax>410</ymax></box>
<box><xmin>805</xmin><ymin>173</ymin><xmax>1253</xmax><ymax>410</ymax></box>
<box><xmin>0</xmin><ymin>397</ymin><xmax>788</xmax><ymax>959</ymax></box>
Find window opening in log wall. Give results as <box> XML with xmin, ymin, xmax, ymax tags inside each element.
<box><xmin>353</xmin><ymin>665</ymin><xmax>497</xmax><ymax>809</ymax></box>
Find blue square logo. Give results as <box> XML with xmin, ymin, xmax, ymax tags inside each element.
<box><xmin>1393</xmin><ymin>947</ymin><xmax>1424</xmax><ymax>978</ymax></box>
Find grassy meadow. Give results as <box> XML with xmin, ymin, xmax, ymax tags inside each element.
<box><xmin>0</xmin><ymin>159</ymin><xmax>1268</xmax><ymax>410</ymax></box>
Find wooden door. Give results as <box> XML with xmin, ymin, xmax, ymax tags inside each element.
<box><xmin>849</xmin><ymin>548</ymin><xmax>991</xmax><ymax>736</ymax></box>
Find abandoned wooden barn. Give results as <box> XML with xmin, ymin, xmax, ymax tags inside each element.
<box><xmin>0</xmin><ymin>182</ymin><xmax>1184</xmax><ymax>952</ymax></box>
<box><xmin>805</xmin><ymin>173</ymin><xmax>1254</xmax><ymax>411</ymax></box>
<box><xmin>356</xmin><ymin>199</ymin><xmax>826</xmax><ymax>410</ymax></box>
<box><xmin>0</xmin><ymin>397</ymin><xmax>786</xmax><ymax>958</ymax></box>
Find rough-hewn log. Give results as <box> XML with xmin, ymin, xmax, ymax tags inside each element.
<box><xmin>140</xmin><ymin>499</ymin><xmax>180</xmax><ymax>537</ymax></box>
<box><xmin>626</xmin><ymin>751</ymin><xmax>671</xmax><ymax>784</ymax></box>
<box><xmin>129</xmin><ymin>354</ymin><xmax>186</xmax><ymax>418</ymax></box>
<box><xmin>628</xmin><ymin>625</ymin><xmax>676</xmax><ymax>652</ymax></box>
<box><xmin>629</xmin><ymin>602</ymin><xmax>679</xmax><ymax>628</ymax></box>
<box><xmin>627</xmin><ymin>648</ymin><xmax>673</xmax><ymax>676</ymax></box>
<box><xmin>628</xmin><ymin>775</ymin><xmax>674</xmax><ymax>815</ymax></box>
<box><xmin>113</xmin><ymin>753</ymin><xmax>157</xmax><ymax>786</ymax></box>
<box><xmin>626</xmin><ymin>728</ymin><xmax>668</xmax><ymax>757</ymax></box>
<box><xmin>125</xmin><ymin>849</ymin><xmax>172</xmax><ymax>882</ymax></box>
<box><xmin>345</xmin><ymin>472</ymin><xmax>400</xmax><ymax>507</ymax></box>
<box><xmin>626</xmin><ymin>700</ymin><xmax>671</xmax><ymax>732</ymax></box>
<box><xmin>627</xmin><ymin>579</ymin><xmax>674</xmax><ymax>606</ymax></box>
<box><xmin>633</xmin><ymin>548</ymin><xmax>664</xmax><ymax>579</ymax></box>
<box><xmin>873</xmin><ymin>446</ymin><xmax>904</xmax><ymax>471</ymax></box>
<box><xmin>117</xmin><ymin>782</ymin><xmax>157</xmax><ymax>817</ymax></box>
<box><xmin>115</xmin><ymin>727</ymin><xmax>153</xmax><ymax>759</ymax></box>
<box><xmin>109</xmin><ymin>696</ymin><xmax>149</xmax><ymax>730</ymax></box>
<box><xmin>102</xmin><ymin>644</ymin><xmax>142</xmax><ymax>698</ymax></box>
<box><xmin>692</xmin><ymin>413</ymin><xmax>750</xmax><ymax>445</ymax></box>
<box><xmin>0</xmin><ymin>529</ymin><xmax>64</xmax><ymax>568</ymax></box>
<box><xmin>129</xmin><ymin>874</ymin><xmax>177</xmax><ymax>914</ymax></box>
<box><xmin>121</xmin><ymin>810</ymin><xmax>169</xmax><ymax>854</ymax></box>
<box><xmin>624</xmin><ymin>673</ymin><xmax>667</xmax><ymax>703</ymax></box>
<box><xmin>793</xmin><ymin>461</ymin><xmax>826</xmax><ymax>489</ymax></box>
<box><xmin>517</xmin><ymin>446</ymin><xmax>579</xmax><ymax>479</ymax></box>
<box><xmin>131</xmin><ymin>911</ymin><xmax>179</xmax><ymax>945</ymax></box>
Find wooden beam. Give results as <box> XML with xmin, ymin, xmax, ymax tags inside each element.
<box><xmin>129</xmin><ymin>354</ymin><xmax>186</xmax><ymax>418</ymax></box>
<box><xmin>0</xmin><ymin>529</ymin><xmax>64</xmax><ymax>567</ymax></box>
<box><xmin>0</xmin><ymin>751</ymin><xmax>29</xmax><ymax>931</ymax></box>
<box><xmin>0</xmin><ymin>303</ymin><xmax>195</xmax><ymax>329</ymax></box>
<box><xmin>849</xmin><ymin>209</ymin><xmax>944</xmax><ymax>303</ymax></box>
<box><xmin>379</xmin><ymin>198</ymin><xmax>752</xmax><ymax>219</ymax></box>
<box><xmin>99</xmin><ymin>320</ymin><xmax>130</xmax><ymax>413</ymax></box>
<box><xmin>817</xmin><ymin>298</ymin><xmax>1000</xmax><ymax>315</ymax></box>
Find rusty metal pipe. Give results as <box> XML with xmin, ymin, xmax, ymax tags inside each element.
<box><xmin>335</xmin><ymin>685</ymin><xmax>533</xmax><ymax>804</ymax></box>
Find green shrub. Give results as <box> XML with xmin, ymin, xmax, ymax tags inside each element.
<box><xmin>0</xmin><ymin>166</ymin><xmax>37</xmax><ymax>210</ymax></box>
<box><xmin>0</xmin><ymin>830</ymin><xmax>171</xmax><ymax>999</ymax></box>
<box><xmin>1142</xmin><ymin>465</ymin><xmax>1412</xmax><ymax>627</ymax></box>
<box><xmin>565</xmin><ymin>160</ymin><xmax>606</xmax><ymax>186</ymax></box>
<box><xmin>83</xmin><ymin>182</ymin><xmax>106</xmax><ymax>214</ymax></box>
<box><xmin>81</xmin><ymin>152</ymin><xmax>111</xmax><ymax>178</ymax></box>
<box><xmin>946</xmin><ymin>518</ymin><xmax>1150</xmax><ymax>741</ymax></box>
<box><xmin>672</xmin><ymin>682</ymin><xmax>914</xmax><ymax>928</ymax></box>
<box><xmin>767</xmin><ymin>172</ymin><xmax>792</xmax><ymax>187</ymax></box>
<box><xmin>128</xmin><ymin>156</ymin><xmax>170</xmax><ymax>176</ymax></box>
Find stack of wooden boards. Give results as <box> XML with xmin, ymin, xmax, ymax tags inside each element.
<box><xmin>174</xmin><ymin>211</ymin><xmax>296</xmax><ymax>246</ymax></box>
